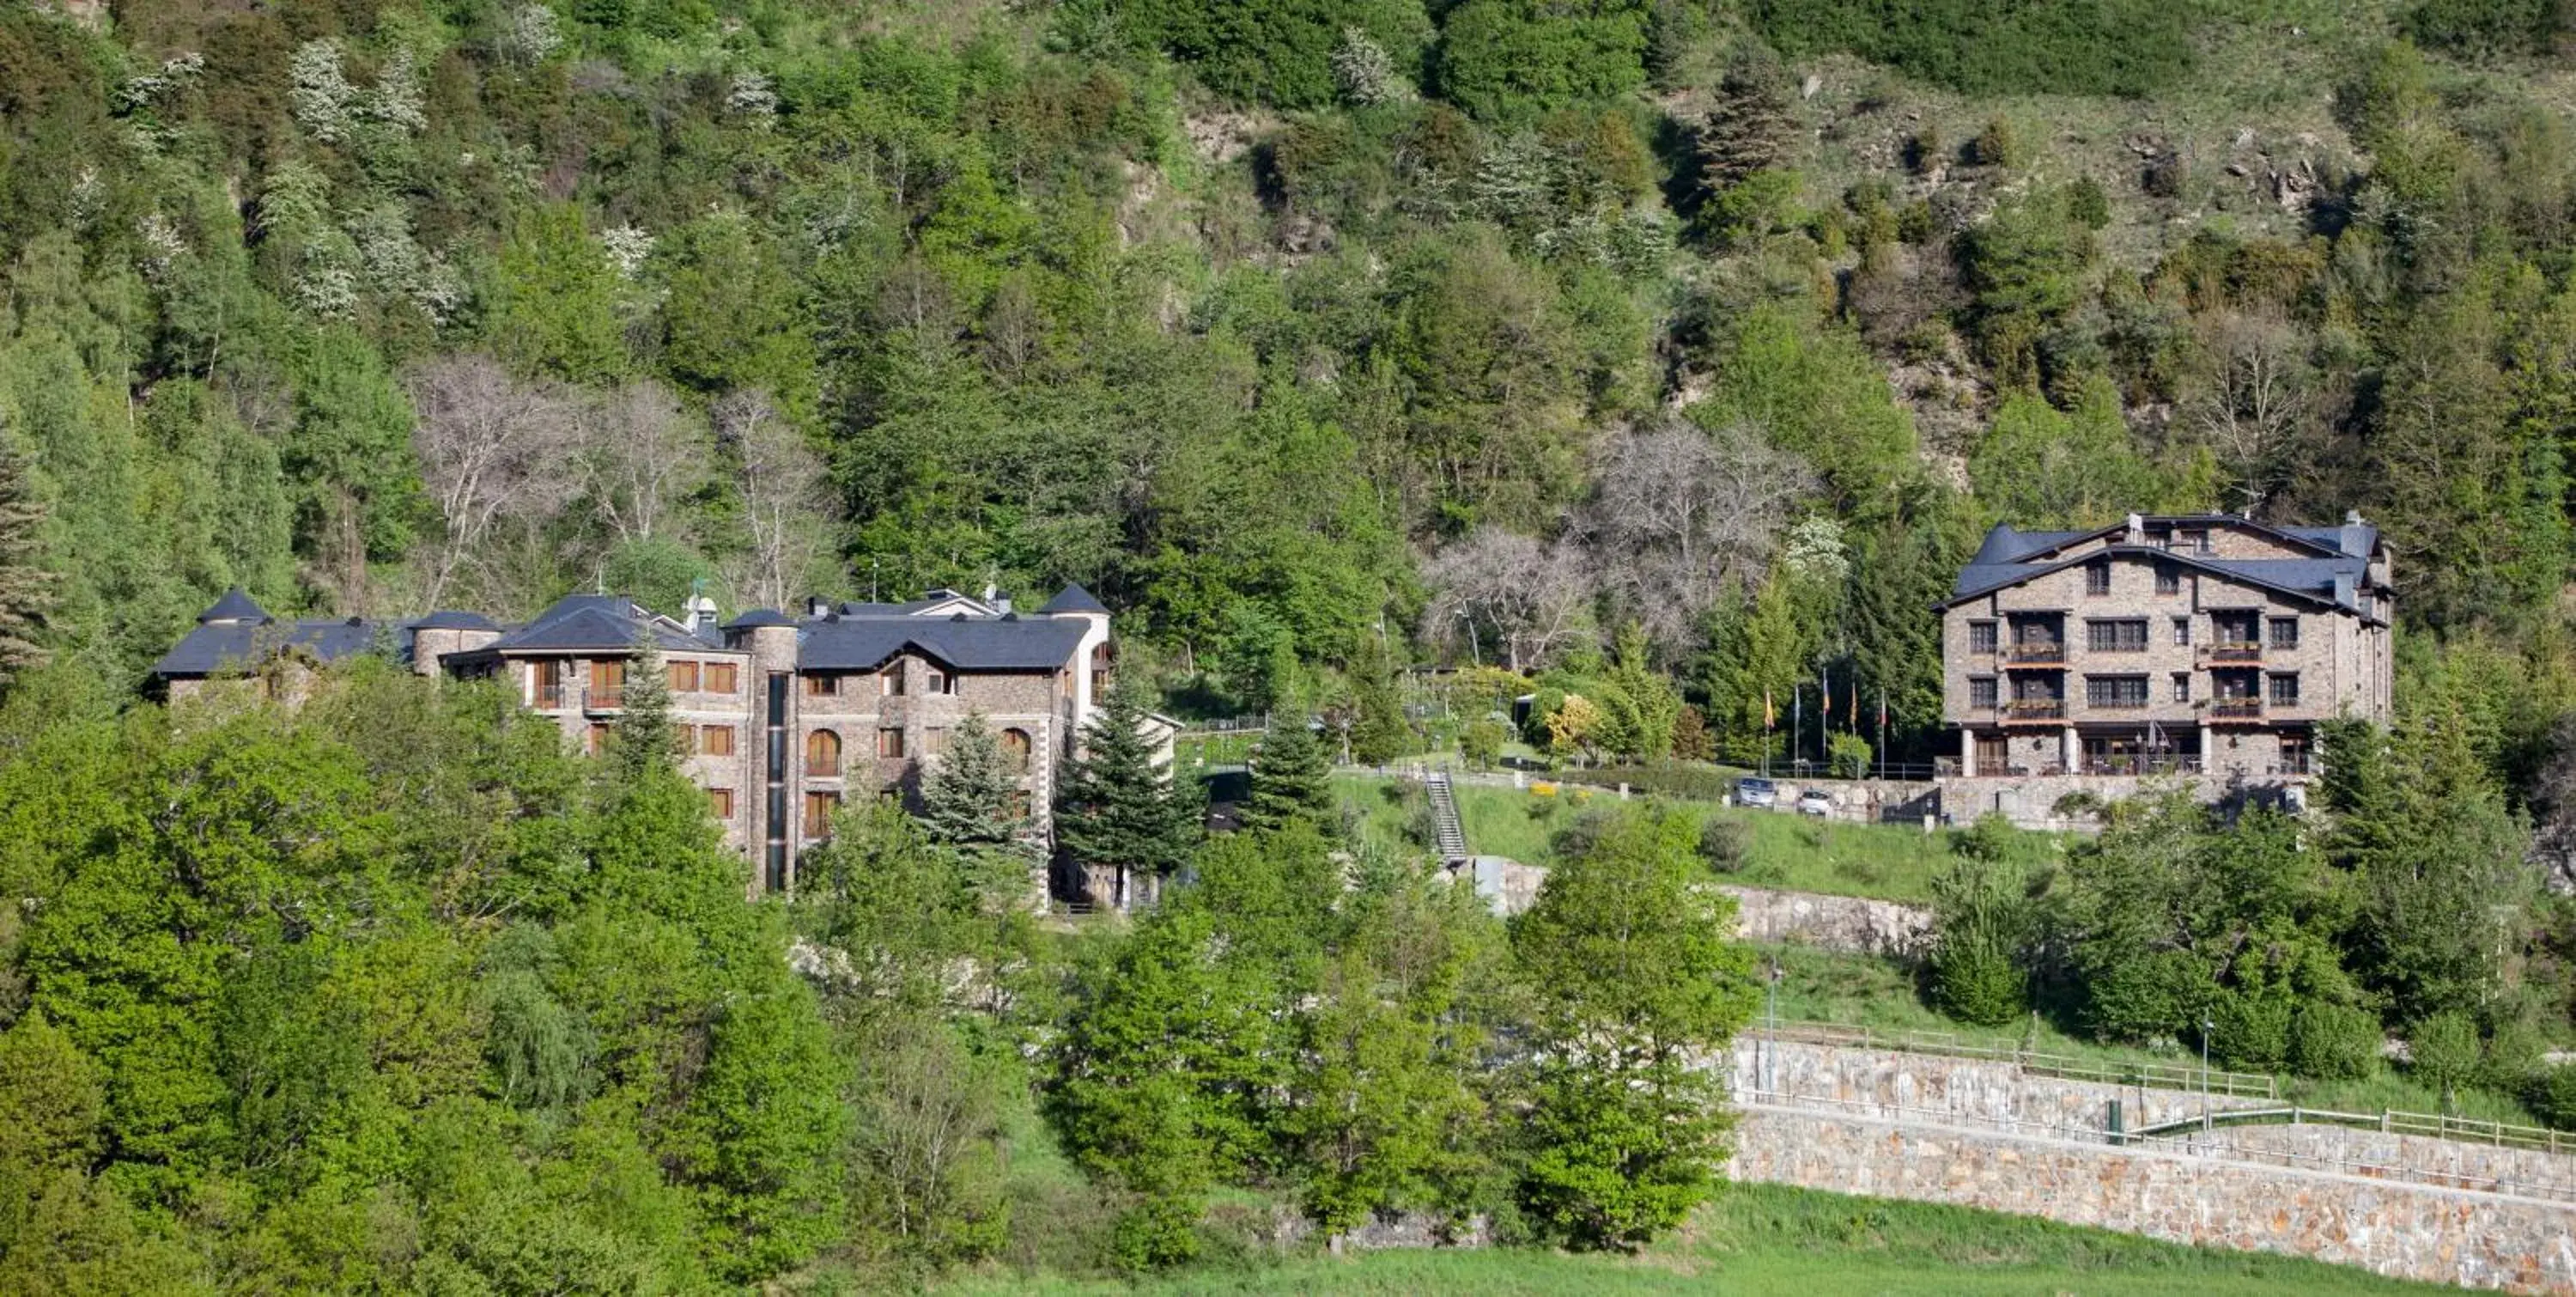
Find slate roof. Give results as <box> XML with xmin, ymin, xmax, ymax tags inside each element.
<box><xmin>1038</xmin><ymin>583</ymin><xmax>1109</xmax><ymax>615</ymax></box>
<box><xmin>152</xmin><ymin>616</ymin><xmax>386</xmax><ymax>678</ymax></box>
<box><xmin>410</xmin><ymin>610</ymin><xmax>500</xmax><ymax>630</ymax></box>
<box><xmin>1945</xmin><ymin>517</ymin><xmax>2385</xmax><ymax>621</ymax></box>
<box><xmin>799</xmin><ymin>612</ymin><xmax>1090</xmax><ymax>673</ymax></box>
<box><xmin>474</xmin><ymin>594</ymin><xmax>729</xmax><ymax>655</ymax></box>
<box><xmin>198</xmin><ymin>588</ymin><xmax>271</xmax><ymax>624</ymax></box>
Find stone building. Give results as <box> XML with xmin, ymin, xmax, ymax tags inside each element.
<box><xmin>1935</xmin><ymin>512</ymin><xmax>2393</xmax><ymax>789</ymax></box>
<box><xmin>152</xmin><ymin>583</ymin><xmax>1126</xmax><ymax>897</ymax></box>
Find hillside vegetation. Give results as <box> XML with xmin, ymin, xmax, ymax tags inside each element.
<box><xmin>5</xmin><ymin>0</ymin><xmax>2576</xmax><ymax>1289</ymax></box>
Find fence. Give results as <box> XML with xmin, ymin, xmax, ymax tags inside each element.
<box><xmin>1763</xmin><ymin>1018</ymin><xmax>2279</xmax><ymax>1099</ymax></box>
<box><xmin>1738</xmin><ymin>1089</ymin><xmax>2576</xmax><ymax>1206</ymax></box>
<box><xmin>2129</xmin><ymin>1105</ymin><xmax>2571</xmax><ymax>1154</ymax></box>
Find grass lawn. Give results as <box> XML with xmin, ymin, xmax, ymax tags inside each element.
<box><xmin>943</xmin><ymin>1180</ymin><xmax>2439</xmax><ymax>1295</ymax></box>
<box><xmin>1335</xmin><ymin>773</ymin><xmax>2061</xmax><ymax>905</ymax></box>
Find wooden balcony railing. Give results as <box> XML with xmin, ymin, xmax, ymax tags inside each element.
<box><xmin>535</xmin><ymin>685</ymin><xmax>568</xmax><ymax>709</ymax></box>
<box><xmin>2208</xmin><ymin>698</ymin><xmax>2263</xmax><ymax>720</ymax></box>
<box><xmin>2206</xmin><ymin>641</ymin><xmax>2263</xmax><ymax>664</ymax></box>
<box><xmin>2002</xmin><ymin>699</ymin><xmax>2066</xmax><ymax>722</ymax></box>
<box><xmin>2002</xmin><ymin>642</ymin><xmax>2067</xmax><ymax>665</ymax></box>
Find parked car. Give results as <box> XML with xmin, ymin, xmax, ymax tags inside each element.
<box><xmin>1735</xmin><ymin>776</ymin><xmax>1777</xmax><ymax>808</ymax></box>
<box><xmin>1796</xmin><ymin>789</ymin><xmax>1834</xmax><ymax>818</ymax></box>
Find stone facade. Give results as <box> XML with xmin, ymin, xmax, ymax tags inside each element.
<box><xmin>152</xmin><ymin>586</ymin><xmax>1130</xmax><ymax>902</ymax></box>
<box><xmin>1937</xmin><ymin>514</ymin><xmax>2394</xmax><ymax>795</ymax></box>
<box><xmin>1722</xmin><ymin>886</ymin><xmax>1934</xmax><ymax>958</ymax></box>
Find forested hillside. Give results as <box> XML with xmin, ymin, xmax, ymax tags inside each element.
<box><xmin>0</xmin><ymin>0</ymin><xmax>2573</xmax><ymax>772</ymax></box>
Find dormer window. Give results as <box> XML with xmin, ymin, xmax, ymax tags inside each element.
<box><xmin>926</xmin><ymin>667</ymin><xmax>954</xmax><ymax>696</ymax></box>
<box><xmin>881</xmin><ymin>665</ymin><xmax>905</xmax><ymax>696</ymax></box>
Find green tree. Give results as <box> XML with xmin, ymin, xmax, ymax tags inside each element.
<box><xmin>917</xmin><ymin>709</ymin><xmax>1028</xmax><ymax>851</ymax></box>
<box><xmin>1057</xmin><ymin>686</ymin><xmax>1200</xmax><ymax>907</ymax></box>
<box><xmin>489</xmin><ymin>204</ymin><xmax>626</xmax><ymax>385</ymax></box>
<box><xmin>1926</xmin><ymin>825</ymin><xmax>2031</xmax><ymax>1026</ymax></box>
<box><xmin>606</xmin><ymin>636</ymin><xmax>679</xmax><ymax>783</ymax></box>
<box><xmin>1510</xmin><ymin>808</ymin><xmax>1757</xmax><ymax>1248</ymax></box>
<box><xmin>1243</xmin><ymin>722</ymin><xmax>1337</xmax><ymax>835</ymax></box>
<box><xmin>0</xmin><ymin>437</ymin><xmax>52</xmax><ymax>691</ymax></box>
<box><xmin>1347</xmin><ymin>641</ymin><xmax>1412</xmax><ymax>765</ymax></box>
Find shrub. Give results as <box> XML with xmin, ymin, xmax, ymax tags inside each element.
<box><xmin>1461</xmin><ymin>718</ymin><xmax>1509</xmax><ymax>769</ymax></box>
<box><xmin>2527</xmin><ymin>1064</ymin><xmax>2576</xmax><ymax>1132</ymax></box>
<box><xmin>2210</xmin><ymin>990</ymin><xmax>2293</xmax><ymax>1073</ymax></box>
<box><xmin>2407</xmin><ymin>1011</ymin><xmax>2482</xmax><ymax>1103</ymax></box>
<box><xmin>2481</xmin><ymin>1015</ymin><xmax>2549</xmax><ymax>1093</ymax></box>
<box><xmin>2405</xmin><ymin>0</ymin><xmax>2558</xmax><ymax>55</ymax></box>
<box><xmin>2067</xmin><ymin>175</ymin><xmax>2111</xmax><ymax>230</ymax></box>
<box><xmin>1748</xmin><ymin>0</ymin><xmax>2196</xmax><ymax>97</ymax></box>
<box><xmin>1698</xmin><ymin>817</ymin><xmax>1749</xmax><ymax>874</ymax></box>
<box><xmin>2289</xmin><ymin>1002</ymin><xmax>2381</xmax><ymax>1081</ymax></box>
<box><xmin>2082</xmin><ymin>948</ymin><xmax>2207</xmax><ymax>1044</ymax></box>
<box><xmin>1926</xmin><ymin>850</ymin><xmax>2030</xmax><ymax>1026</ymax></box>
<box><xmin>1968</xmin><ymin>116</ymin><xmax>2022</xmax><ymax>168</ymax></box>
<box><xmin>1826</xmin><ymin>731</ymin><xmax>1871</xmax><ymax>779</ymax></box>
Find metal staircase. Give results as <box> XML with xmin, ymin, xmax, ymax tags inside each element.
<box><xmin>1425</xmin><ymin>771</ymin><xmax>1469</xmax><ymax>863</ymax></box>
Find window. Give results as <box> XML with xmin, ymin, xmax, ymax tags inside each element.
<box><xmin>2172</xmin><ymin>673</ymin><xmax>2190</xmax><ymax>703</ymax></box>
<box><xmin>2086</xmin><ymin>563</ymin><xmax>2111</xmax><ymax>596</ymax></box>
<box><xmin>1001</xmin><ymin>728</ymin><xmax>1033</xmax><ymax>772</ymax></box>
<box><xmin>1967</xmin><ymin>620</ymin><xmax>1997</xmax><ymax>654</ymax></box>
<box><xmin>589</xmin><ymin>658</ymin><xmax>625</xmax><ymax>707</ymax></box>
<box><xmin>532</xmin><ymin>659</ymin><xmax>566</xmax><ymax>709</ymax></box>
<box><xmin>877</xmin><ymin>727</ymin><xmax>905</xmax><ymax>759</ymax></box>
<box><xmin>708</xmin><ymin>788</ymin><xmax>735</xmax><ymax>819</ymax></box>
<box><xmin>804</xmin><ymin>673</ymin><xmax>839</xmax><ymax>697</ymax></box>
<box><xmin>926</xmin><ymin>667</ymin><xmax>954</xmax><ymax>695</ymax></box>
<box><xmin>803</xmin><ymin>791</ymin><xmax>842</xmax><ymax>839</ymax></box>
<box><xmin>586</xmin><ymin>722</ymin><xmax>611</xmax><ymax>755</ymax></box>
<box><xmin>2269</xmin><ymin>617</ymin><xmax>2300</xmax><ymax>650</ymax></box>
<box><xmin>701</xmin><ymin>724</ymin><xmax>736</xmax><ymax>757</ymax></box>
<box><xmin>704</xmin><ymin>661</ymin><xmax>738</xmax><ymax>693</ymax></box>
<box><xmin>2281</xmin><ymin>734</ymin><xmax>2313</xmax><ymax>776</ymax></box>
<box><xmin>2269</xmin><ymin>673</ymin><xmax>2300</xmax><ymax>707</ymax></box>
<box><xmin>2172</xmin><ymin>616</ymin><xmax>2191</xmax><ymax>646</ymax></box>
<box><xmin>1969</xmin><ymin>677</ymin><xmax>1998</xmax><ymax>709</ymax></box>
<box><xmin>668</xmin><ymin>660</ymin><xmax>700</xmax><ymax>692</ymax></box>
<box><xmin>2155</xmin><ymin>564</ymin><xmax>2181</xmax><ymax>595</ymax></box>
<box><xmin>880</xmin><ymin>665</ymin><xmax>905</xmax><ymax>696</ymax></box>
<box><xmin>924</xmin><ymin>727</ymin><xmax>949</xmax><ymax>756</ymax></box>
<box><xmin>2086</xmin><ymin>619</ymin><xmax>2148</xmax><ymax>653</ymax></box>
<box><xmin>2085</xmin><ymin>676</ymin><xmax>2150</xmax><ymax>709</ymax></box>
<box><xmin>806</xmin><ymin>728</ymin><xmax>841</xmax><ymax>775</ymax></box>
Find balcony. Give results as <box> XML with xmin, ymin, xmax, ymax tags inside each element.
<box><xmin>2208</xmin><ymin>698</ymin><xmax>2264</xmax><ymax>722</ymax></box>
<box><xmin>2001</xmin><ymin>699</ymin><xmax>2066</xmax><ymax>724</ymax></box>
<box><xmin>587</xmin><ymin>687</ymin><xmax>624</xmax><ymax>711</ymax></box>
<box><xmin>2078</xmin><ymin>755</ymin><xmax>2204</xmax><ymax>776</ymax></box>
<box><xmin>2000</xmin><ymin>642</ymin><xmax>2067</xmax><ymax>667</ymax></box>
<box><xmin>535</xmin><ymin>684</ymin><xmax>568</xmax><ymax>709</ymax></box>
<box><xmin>2204</xmin><ymin>641</ymin><xmax>2263</xmax><ymax>665</ymax></box>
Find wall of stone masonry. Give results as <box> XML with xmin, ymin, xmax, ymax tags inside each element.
<box><xmin>2143</xmin><ymin>1121</ymin><xmax>2576</xmax><ymax>1203</ymax></box>
<box><xmin>1729</xmin><ymin>1038</ymin><xmax>2274</xmax><ymax>1132</ymax></box>
<box><xmin>1727</xmin><ymin>1104</ymin><xmax>2576</xmax><ymax>1294</ymax></box>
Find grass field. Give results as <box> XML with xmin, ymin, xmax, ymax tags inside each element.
<box><xmin>942</xmin><ymin>1180</ymin><xmax>2439</xmax><ymax>1295</ymax></box>
<box><xmin>1334</xmin><ymin>773</ymin><xmax>2061</xmax><ymax>904</ymax></box>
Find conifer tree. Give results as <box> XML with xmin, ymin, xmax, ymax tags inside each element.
<box><xmin>0</xmin><ymin>441</ymin><xmax>54</xmax><ymax>691</ymax></box>
<box><xmin>1347</xmin><ymin>641</ymin><xmax>1410</xmax><ymax>766</ymax></box>
<box><xmin>917</xmin><ymin>709</ymin><xmax>1026</xmax><ymax>849</ymax></box>
<box><xmin>1056</xmin><ymin>685</ymin><xmax>1199</xmax><ymax>906</ymax></box>
<box><xmin>1242</xmin><ymin>722</ymin><xmax>1336</xmax><ymax>836</ymax></box>
<box><xmin>608</xmin><ymin>630</ymin><xmax>679</xmax><ymax>782</ymax></box>
<box><xmin>1694</xmin><ymin>51</ymin><xmax>1797</xmax><ymax>192</ymax></box>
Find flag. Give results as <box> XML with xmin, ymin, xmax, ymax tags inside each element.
<box><xmin>1849</xmin><ymin>673</ymin><xmax>1860</xmax><ymax>728</ymax></box>
<box><xmin>1819</xmin><ymin>669</ymin><xmax>1830</xmax><ymax>727</ymax></box>
<box><xmin>1764</xmin><ymin>688</ymin><xmax>1776</xmax><ymax>730</ymax></box>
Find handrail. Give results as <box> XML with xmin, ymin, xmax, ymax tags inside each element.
<box><xmin>2128</xmin><ymin>1105</ymin><xmax>2570</xmax><ymax>1153</ymax></box>
<box><xmin>1764</xmin><ymin>1019</ymin><xmax>2276</xmax><ymax>1099</ymax></box>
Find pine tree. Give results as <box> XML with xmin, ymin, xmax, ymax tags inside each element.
<box><xmin>1242</xmin><ymin>722</ymin><xmax>1335</xmax><ymax>835</ymax></box>
<box><xmin>0</xmin><ymin>441</ymin><xmax>55</xmax><ymax>691</ymax></box>
<box><xmin>1347</xmin><ymin>642</ymin><xmax>1409</xmax><ymax>766</ymax></box>
<box><xmin>1056</xmin><ymin>685</ymin><xmax>1199</xmax><ymax>907</ymax></box>
<box><xmin>917</xmin><ymin>709</ymin><xmax>1026</xmax><ymax>849</ymax></box>
<box><xmin>1694</xmin><ymin>51</ymin><xmax>1797</xmax><ymax>193</ymax></box>
<box><xmin>608</xmin><ymin>630</ymin><xmax>679</xmax><ymax>782</ymax></box>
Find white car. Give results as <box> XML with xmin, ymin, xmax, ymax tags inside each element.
<box><xmin>1795</xmin><ymin>789</ymin><xmax>1834</xmax><ymax>818</ymax></box>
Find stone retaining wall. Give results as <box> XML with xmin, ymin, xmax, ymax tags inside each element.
<box><xmin>1729</xmin><ymin>1038</ymin><xmax>2272</xmax><ymax>1132</ymax></box>
<box><xmin>2149</xmin><ymin>1121</ymin><xmax>2576</xmax><ymax>1203</ymax></box>
<box><xmin>1728</xmin><ymin>1104</ymin><xmax>2576</xmax><ymax>1294</ymax></box>
<box><xmin>1722</xmin><ymin>886</ymin><xmax>1933</xmax><ymax>957</ymax></box>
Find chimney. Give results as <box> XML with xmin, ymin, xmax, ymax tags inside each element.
<box><xmin>2123</xmin><ymin>512</ymin><xmax>2144</xmax><ymax>544</ymax></box>
<box><xmin>686</xmin><ymin>594</ymin><xmax>718</xmax><ymax>638</ymax></box>
<box><xmin>2345</xmin><ymin>508</ymin><xmax>2364</xmax><ymax>526</ymax></box>
<box><xmin>807</xmin><ymin>594</ymin><xmax>832</xmax><ymax>618</ymax></box>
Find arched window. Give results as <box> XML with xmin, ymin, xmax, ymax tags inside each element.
<box><xmin>806</xmin><ymin>728</ymin><xmax>841</xmax><ymax>776</ymax></box>
<box><xmin>1001</xmin><ymin>728</ymin><xmax>1033</xmax><ymax>773</ymax></box>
